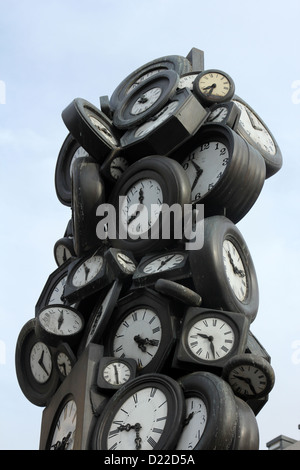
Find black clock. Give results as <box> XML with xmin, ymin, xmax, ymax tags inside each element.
<box><xmin>175</xmin><ymin>371</ymin><xmax>238</xmax><ymax>450</ymax></box>
<box><xmin>189</xmin><ymin>215</ymin><xmax>259</xmax><ymax>322</ymax></box>
<box><xmin>173</xmin><ymin>306</ymin><xmax>250</xmax><ymax>372</ymax></box>
<box><xmin>97</xmin><ymin>356</ymin><xmax>137</xmax><ymax>391</ymax></box>
<box><xmin>62</xmin><ymin>98</ymin><xmax>121</xmax><ymax>161</ymax></box>
<box><xmin>53</xmin><ymin>236</ymin><xmax>76</xmax><ymax>267</ymax></box>
<box><xmin>35</xmin><ymin>304</ymin><xmax>85</xmax><ymax>348</ymax></box>
<box><xmin>15</xmin><ymin>318</ymin><xmax>60</xmax><ymax>406</ymax></box>
<box><xmin>108</xmin><ymin>155</ymin><xmax>191</xmax><ymax>258</ymax></box>
<box><xmin>77</xmin><ymin>279</ymin><xmax>123</xmax><ymax>356</ymax></box>
<box><xmin>113</xmin><ymin>70</ymin><xmax>180</xmax><ymax>130</ymax></box>
<box><xmin>207</xmin><ymin>101</ymin><xmax>241</xmax><ymax>130</ymax></box>
<box><xmin>120</xmin><ymin>88</ymin><xmax>209</xmax><ymax>158</ymax></box>
<box><xmin>232</xmin><ymin>94</ymin><xmax>283</xmax><ymax>178</ymax></box>
<box><xmin>91</xmin><ymin>373</ymin><xmax>186</xmax><ymax>450</ymax></box>
<box><xmin>54</xmin><ymin>133</ymin><xmax>89</xmax><ymax>207</ymax></box>
<box><xmin>222</xmin><ymin>353</ymin><xmax>275</xmax><ymax>400</ymax></box>
<box><xmin>132</xmin><ymin>249</ymin><xmax>192</xmax><ymax>288</ymax></box>
<box><xmin>179</xmin><ymin>123</ymin><xmax>266</xmax><ymax>223</ymax></box>
<box><xmin>193</xmin><ymin>69</ymin><xmax>235</xmax><ymax>106</ymax></box>
<box><xmin>54</xmin><ymin>342</ymin><xmax>77</xmax><ymax>381</ymax></box>
<box><xmin>99</xmin><ymin>149</ymin><xmax>129</xmax><ymax>184</ymax></box>
<box><xmin>71</xmin><ymin>156</ymin><xmax>105</xmax><ymax>256</ymax></box>
<box><xmin>109</xmin><ymin>54</ymin><xmax>192</xmax><ymax>113</ymax></box>
<box><xmin>62</xmin><ymin>247</ymin><xmax>110</xmax><ymax>304</ymax></box>
<box><xmin>104</xmin><ymin>288</ymin><xmax>178</xmax><ymax>374</ymax></box>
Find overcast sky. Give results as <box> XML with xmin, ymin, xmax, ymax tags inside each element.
<box><xmin>1</xmin><ymin>0</ymin><xmax>300</xmax><ymax>450</ymax></box>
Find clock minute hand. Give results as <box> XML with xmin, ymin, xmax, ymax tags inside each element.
<box><xmin>38</xmin><ymin>350</ymin><xmax>50</xmax><ymax>376</ymax></box>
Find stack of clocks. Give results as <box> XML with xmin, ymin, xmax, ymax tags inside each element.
<box><xmin>15</xmin><ymin>48</ymin><xmax>281</xmax><ymax>451</ymax></box>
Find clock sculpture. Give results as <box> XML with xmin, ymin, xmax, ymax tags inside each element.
<box><xmin>15</xmin><ymin>47</ymin><xmax>280</xmax><ymax>451</ymax></box>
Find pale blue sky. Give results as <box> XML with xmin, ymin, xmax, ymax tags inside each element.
<box><xmin>1</xmin><ymin>0</ymin><xmax>300</xmax><ymax>450</ymax></box>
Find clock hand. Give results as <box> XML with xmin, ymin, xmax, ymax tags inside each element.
<box><xmin>118</xmin><ymin>423</ymin><xmax>142</xmax><ymax>450</ymax></box>
<box><xmin>157</xmin><ymin>254</ymin><xmax>176</xmax><ymax>270</ymax></box>
<box><xmin>38</xmin><ymin>350</ymin><xmax>50</xmax><ymax>376</ymax></box>
<box><xmin>84</xmin><ymin>263</ymin><xmax>90</xmax><ymax>281</ymax></box>
<box><xmin>51</xmin><ymin>432</ymin><xmax>72</xmax><ymax>450</ymax></box>
<box><xmin>197</xmin><ymin>333</ymin><xmax>215</xmax><ymax>358</ymax></box>
<box><xmin>113</xmin><ymin>364</ymin><xmax>120</xmax><ymax>384</ymax></box>
<box><xmin>245</xmin><ymin>109</ymin><xmax>263</xmax><ymax>131</ymax></box>
<box><xmin>58</xmin><ymin>360</ymin><xmax>67</xmax><ymax>376</ymax></box>
<box><xmin>190</xmin><ymin>160</ymin><xmax>203</xmax><ymax>191</ymax></box>
<box><xmin>57</xmin><ymin>309</ymin><xmax>64</xmax><ymax>329</ymax></box>
<box><xmin>138</xmin><ymin>188</ymin><xmax>144</xmax><ymax>204</ymax></box>
<box><xmin>202</xmin><ymin>83</ymin><xmax>217</xmax><ymax>95</ymax></box>
<box><xmin>227</xmin><ymin>251</ymin><xmax>246</xmax><ymax>277</ymax></box>
<box><xmin>183</xmin><ymin>411</ymin><xmax>194</xmax><ymax>427</ymax></box>
<box><xmin>134</xmin><ymin>334</ymin><xmax>159</xmax><ymax>352</ymax></box>
<box><xmin>232</xmin><ymin>374</ymin><xmax>257</xmax><ymax>395</ymax></box>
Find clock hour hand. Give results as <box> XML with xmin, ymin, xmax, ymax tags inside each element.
<box><xmin>84</xmin><ymin>263</ymin><xmax>90</xmax><ymax>281</ymax></box>
<box><xmin>190</xmin><ymin>160</ymin><xmax>203</xmax><ymax>191</ymax></box>
<box><xmin>38</xmin><ymin>350</ymin><xmax>50</xmax><ymax>376</ymax></box>
<box><xmin>57</xmin><ymin>309</ymin><xmax>64</xmax><ymax>329</ymax></box>
<box><xmin>202</xmin><ymin>83</ymin><xmax>216</xmax><ymax>95</ymax></box>
<box><xmin>227</xmin><ymin>251</ymin><xmax>245</xmax><ymax>277</ymax></box>
<box><xmin>232</xmin><ymin>374</ymin><xmax>257</xmax><ymax>395</ymax></box>
<box><xmin>51</xmin><ymin>432</ymin><xmax>72</xmax><ymax>450</ymax></box>
<box><xmin>245</xmin><ymin>108</ymin><xmax>263</xmax><ymax>131</ymax></box>
<box><xmin>118</xmin><ymin>423</ymin><xmax>142</xmax><ymax>450</ymax></box>
<box><xmin>197</xmin><ymin>333</ymin><xmax>215</xmax><ymax>358</ymax></box>
<box><xmin>113</xmin><ymin>364</ymin><xmax>120</xmax><ymax>384</ymax></box>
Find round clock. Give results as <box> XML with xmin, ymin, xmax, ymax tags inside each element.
<box><xmin>99</xmin><ymin>150</ymin><xmax>129</xmax><ymax>184</ymax></box>
<box><xmin>71</xmin><ymin>156</ymin><xmax>105</xmax><ymax>256</ymax></box>
<box><xmin>48</xmin><ymin>396</ymin><xmax>77</xmax><ymax>450</ymax></box>
<box><xmin>193</xmin><ymin>69</ymin><xmax>235</xmax><ymax>106</ymax></box>
<box><xmin>53</xmin><ymin>237</ymin><xmax>75</xmax><ymax>267</ymax></box>
<box><xmin>207</xmin><ymin>101</ymin><xmax>241</xmax><ymax>130</ymax></box>
<box><xmin>189</xmin><ymin>215</ymin><xmax>259</xmax><ymax>321</ymax></box>
<box><xmin>180</xmin><ymin>123</ymin><xmax>266</xmax><ymax>223</ymax></box>
<box><xmin>108</xmin><ymin>155</ymin><xmax>191</xmax><ymax>258</ymax></box>
<box><xmin>222</xmin><ymin>353</ymin><xmax>275</xmax><ymax>400</ymax></box>
<box><xmin>132</xmin><ymin>250</ymin><xmax>191</xmax><ymax>288</ymax></box>
<box><xmin>54</xmin><ymin>342</ymin><xmax>77</xmax><ymax>381</ymax></box>
<box><xmin>35</xmin><ymin>304</ymin><xmax>85</xmax><ymax>347</ymax></box>
<box><xmin>109</xmin><ymin>54</ymin><xmax>191</xmax><ymax>112</ymax></box>
<box><xmin>175</xmin><ymin>307</ymin><xmax>250</xmax><ymax>371</ymax></box>
<box><xmin>113</xmin><ymin>70</ymin><xmax>180</xmax><ymax>129</ymax></box>
<box><xmin>104</xmin><ymin>288</ymin><xmax>177</xmax><ymax>374</ymax></box>
<box><xmin>62</xmin><ymin>98</ymin><xmax>121</xmax><ymax>161</ymax></box>
<box><xmin>91</xmin><ymin>373</ymin><xmax>186</xmax><ymax>450</ymax></box>
<box><xmin>15</xmin><ymin>318</ymin><xmax>60</xmax><ymax>406</ymax></box>
<box><xmin>232</xmin><ymin>95</ymin><xmax>282</xmax><ymax>178</ymax></box>
<box><xmin>54</xmin><ymin>133</ymin><xmax>89</xmax><ymax>207</ymax></box>
<box><xmin>176</xmin><ymin>372</ymin><xmax>238</xmax><ymax>450</ymax></box>
<box><xmin>177</xmin><ymin>72</ymin><xmax>199</xmax><ymax>90</ymax></box>
<box><xmin>97</xmin><ymin>356</ymin><xmax>137</xmax><ymax>390</ymax></box>
<box><xmin>62</xmin><ymin>248</ymin><xmax>110</xmax><ymax>303</ymax></box>
<box><xmin>77</xmin><ymin>279</ymin><xmax>123</xmax><ymax>355</ymax></box>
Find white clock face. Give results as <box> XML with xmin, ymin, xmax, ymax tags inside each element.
<box><xmin>176</xmin><ymin>396</ymin><xmax>207</xmax><ymax>450</ymax></box>
<box><xmin>56</xmin><ymin>352</ymin><xmax>73</xmax><ymax>377</ymax></box>
<box><xmin>112</xmin><ymin>307</ymin><xmax>162</xmax><ymax>369</ymax></box>
<box><xmin>177</xmin><ymin>73</ymin><xmax>198</xmax><ymax>90</ymax></box>
<box><xmin>187</xmin><ymin>316</ymin><xmax>235</xmax><ymax>361</ymax></box>
<box><xmin>134</xmin><ymin>100</ymin><xmax>179</xmax><ymax>138</ymax></box>
<box><xmin>50</xmin><ymin>399</ymin><xmax>77</xmax><ymax>450</ymax></box>
<box><xmin>106</xmin><ymin>386</ymin><xmax>168</xmax><ymax>450</ymax></box>
<box><xmin>223</xmin><ymin>239</ymin><xmax>248</xmax><ymax>301</ymax></box>
<box><xmin>39</xmin><ymin>306</ymin><xmax>83</xmax><ymax>336</ymax></box>
<box><xmin>207</xmin><ymin>106</ymin><xmax>228</xmax><ymax>123</ymax></box>
<box><xmin>30</xmin><ymin>341</ymin><xmax>52</xmax><ymax>383</ymax></box>
<box><xmin>143</xmin><ymin>253</ymin><xmax>184</xmax><ymax>274</ymax></box>
<box><xmin>70</xmin><ymin>146</ymin><xmax>89</xmax><ymax>176</ymax></box>
<box><xmin>120</xmin><ymin>178</ymin><xmax>163</xmax><ymax>238</ymax></box>
<box><xmin>116</xmin><ymin>253</ymin><xmax>136</xmax><ymax>273</ymax></box>
<box><xmin>181</xmin><ymin>140</ymin><xmax>229</xmax><ymax>201</ymax></box>
<box><xmin>48</xmin><ymin>275</ymin><xmax>67</xmax><ymax>305</ymax></box>
<box><xmin>233</xmin><ymin>100</ymin><xmax>276</xmax><ymax>156</ymax></box>
<box><xmin>72</xmin><ymin>255</ymin><xmax>104</xmax><ymax>287</ymax></box>
<box><xmin>131</xmin><ymin>87</ymin><xmax>162</xmax><ymax>115</ymax></box>
<box><xmin>88</xmin><ymin>115</ymin><xmax>118</xmax><ymax>146</ymax></box>
<box><xmin>103</xmin><ymin>361</ymin><xmax>131</xmax><ymax>385</ymax></box>
<box><xmin>110</xmin><ymin>156</ymin><xmax>128</xmax><ymax>180</ymax></box>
